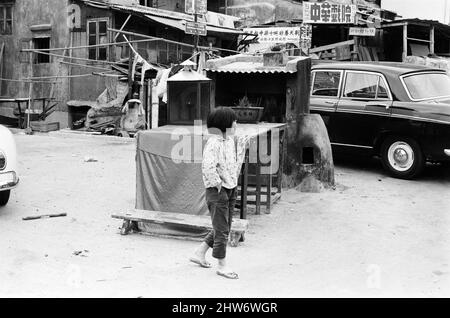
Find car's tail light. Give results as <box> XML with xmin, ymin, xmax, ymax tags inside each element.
<box><xmin>0</xmin><ymin>151</ymin><xmax>6</xmax><ymax>170</ymax></box>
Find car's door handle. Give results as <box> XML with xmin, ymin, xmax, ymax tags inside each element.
<box><xmin>367</xmin><ymin>102</ymin><xmax>391</xmax><ymax>109</ymax></box>
<box><xmin>325</xmin><ymin>101</ymin><xmax>338</xmax><ymax>106</ymax></box>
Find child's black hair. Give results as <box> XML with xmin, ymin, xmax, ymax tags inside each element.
<box><xmin>207</xmin><ymin>107</ymin><xmax>237</xmax><ymax>133</ymax></box>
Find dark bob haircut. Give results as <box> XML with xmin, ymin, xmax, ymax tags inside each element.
<box><xmin>207</xmin><ymin>107</ymin><xmax>237</xmax><ymax>133</ymax></box>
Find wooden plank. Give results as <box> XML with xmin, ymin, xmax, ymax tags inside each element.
<box><xmin>236</xmin><ymin>193</ymin><xmax>281</xmax><ymax>208</ymax></box>
<box><xmin>112</xmin><ymin>209</ymin><xmax>249</xmax><ymax>232</ymax></box>
<box><xmin>239</xmin><ymin>189</ymin><xmax>278</xmax><ymax>196</ymax></box>
<box><xmin>310</xmin><ymin>40</ymin><xmax>355</xmax><ymax>54</ymax></box>
<box><xmin>23</xmin><ymin>213</ymin><xmax>67</xmax><ymax>221</ymax></box>
<box><xmin>406</xmin><ymin>37</ymin><xmax>432</xmax><ymax>43</ymax></box>
<box><xmin>371</xmin><ymin>47</ymin><xmax>379</xmax><ymax>61</ymax></box>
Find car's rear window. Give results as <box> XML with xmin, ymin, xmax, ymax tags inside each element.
<box><xmin>403</xmin><ymin>72</ymin><xmax>450</xmax><ymax>100</ymax></box>
<box><xmin>312</xmin><ymin>71</ymin><xmax>341</xmax><ymax>97</ymax></box>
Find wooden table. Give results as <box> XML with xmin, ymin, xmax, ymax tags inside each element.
<box><xmin>8</xmin><ymin>97</ymin><xmax>56</xmax><ymax>128</ymax></box>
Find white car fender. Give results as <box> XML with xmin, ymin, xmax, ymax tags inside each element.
<box><xmin>0</xmin><ymin>124</ymin><xmax>19</xmax><ymax>182</ymax></box>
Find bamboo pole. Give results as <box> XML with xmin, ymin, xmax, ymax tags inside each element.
<box><xmin>108</xmin><ymin>28</ymin><xmax>241</xmax><ymax>54</ymax></box>
<box><xmin>21</xmin><ymin>37</ymin><xmax>160</xmax><ymax>53</ymax></box>
<box><xmin>24</xmin><ymin>50</ymin><xmax>123</xmax><ymax>65</ymax></box>
<box><xmin>114</xmin><ymin>14</ymin><xmax>132</xmax><ymax>42</ymax></box>
<box><xmin>26</xmin><ymin>42</ymin><xmax>33</xmax><ymax>132</ymax></box>
<box><xmin>59</xmin><ymin>60</ymin><xmax>111</xmax><ymax>71</ymax></box>
<box><xmin>0</xmin><ymin>78</ymin><xmax>56</xmax><ymax>84</ymax></box>
<box><xmin>147</xmin><ymin>79</ymin><xmax>152</xmax><ymax>130</ymax></box>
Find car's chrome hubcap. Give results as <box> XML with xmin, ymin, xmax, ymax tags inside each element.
<box><xmin>388</xmin><ymin>142</ymin><xmax>414</xmax><ymax>172</ymax></box>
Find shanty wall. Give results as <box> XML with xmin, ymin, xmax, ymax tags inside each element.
<box><xmin>69</xmin><ymin>2</ymin><xmax>115</xmax><ymax>103</ymax></box>
<box><xmin>0</xmin><ymin>0</ymin><xmax>70</xmax><ymax>123</ymax></box>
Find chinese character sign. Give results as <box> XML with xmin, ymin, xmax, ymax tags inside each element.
<box><xmin>300</xmin><ymin>23</ymin><xmax>312</xmax><ymax>54</ymax></box>
<box><xmin>349</xmin><ymin>27</ymin><xmax>376</xmax><ymax>37</ymax></box>
<box><xmin>303</xmin><ymin>2</ymin><xmax>356</xmax><ymax>24</ymax></box>
<box><xmin>243</xmin><ymin>27</ymin><xmax>301</xmax><ymax>44</ymax></box>
<box><xmin>185</xmin><ymin>0</ymin><xmax>207</xmax><ymax>15</ymax></box>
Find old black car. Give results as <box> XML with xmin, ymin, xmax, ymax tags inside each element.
<box><xmin>310</xmin><ymin>62</ymin><xmax>450</xmax><ymax>179</ymax></box>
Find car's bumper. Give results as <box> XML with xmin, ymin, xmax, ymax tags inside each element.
<box><xmin>0</xmin><ymin>171</ymin><xmax>19</xmax><ymax>191</ymax></box>
<box><xmin>445</xmin><ymin>149</ymin><xmax>450</xmax><ymax>157</ymax></box>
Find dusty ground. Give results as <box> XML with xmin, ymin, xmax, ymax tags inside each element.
<box><xmin>1</xmin><ymin>130</ymin><xmax>449</xmax><ymax>298</ymax></box>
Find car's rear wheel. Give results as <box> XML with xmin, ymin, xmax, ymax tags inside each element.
<box><xmin>0</xmin><ymin>190</ymin><xmax>10</xmax><ymax>206</ymax></box>
<box><xmin>380</xmin><ymin>136</ymin><xmax>424</xmax><ymax>179</ymax></box>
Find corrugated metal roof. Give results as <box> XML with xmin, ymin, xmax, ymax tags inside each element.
<box><xmin>382</xmin><ymin>18</ymin><xmax>450</xmax><ymax>31</ymax></box>
<box><xmin>205</xmin><ymin>54</ymin><xmax>306</xmax><ymax>74</ymax></box>
<box><xmin>205</xmin><ymin>67</ymin><xmax>296</xmax><ymax>74</ymax></box>
<box><xmin>167</xmin><ymin>69</ymin><xmax>211</xmax><ymax>82</ymax></box>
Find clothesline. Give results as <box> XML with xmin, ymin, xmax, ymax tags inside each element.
<box><xmin>59</xmin><ymin>60</ymin><xmax>113</xmax><ymax>72</ymax></box>
<box><xmin>108</xmin><ymin>28</ymin><xmax>244</xmax><ymax>55</ymax></box>
<box><xmin>24</xmin><ymin>72</ymin><xmax>119</xmax><ymax>81</ymax></box>
<box><xmin>0</xmin><ymin>78</ymin><xmax>57</xmax><ymax>84</ymax></box>
<box><xmin>20</xmin><ymin>37</ymin><xmax>160</xmax><ymax>53</ymax></box>
<box><xmin>20</xmin><ymin>30</ymin><xmax>242</xmax><ymax>55</ymax></box>
<box><xmin>24</xmin><ymin>49</ymin><xmax>125</xmax><ymax>66</ymax></box>
<box><xmin>0</xmin><ymin>71</ymin><xmax>123</xmax><ymax>86</ymax></box>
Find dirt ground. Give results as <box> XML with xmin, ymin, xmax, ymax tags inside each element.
<box><xmin>1</xmin><ymin>130</ymin><xmax>449</xmax><ymax>298</ymax></box>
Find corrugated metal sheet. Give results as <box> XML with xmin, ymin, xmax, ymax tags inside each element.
<box><xmin>205</xmin><ymin>68</ymin><xmax>296</xmax><ymax>74</ymax></box>
<box><xmin>205</xmin><ymin>54</ymin><xmax>303</xmax><ymax>74</ymax></box>
<box><xmin>382</xmin><ymin>18</ymin><xmax>450</xmax><ymax>32</ymax></box>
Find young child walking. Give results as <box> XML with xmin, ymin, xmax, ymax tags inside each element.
<box><xmin>190</xmin><ymin>107</ymin><xmax>249</xmax><ymax>279</ymax></box>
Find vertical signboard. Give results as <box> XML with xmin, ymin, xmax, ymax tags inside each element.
<box><xmin>185</xmin><ymin>0</ymin><xmax>207</xmax><ymax>15</ymax></box>
<box><xmin>300</xmin><ymin>23</ymin><xmax>312</xmax><ymax>54</ymax></box>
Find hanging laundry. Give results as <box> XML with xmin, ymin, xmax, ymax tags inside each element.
<box><xmin>140</xmin><ymin>60</ymin><xmax>153</xmax><ymax>87</ymax></box>
<box><xmin>154</xmin><ymin>69</ymin><xmax>164</xmax><ymax>87</ymax></box>
<box><xmin>197</xmin><ymin>51</ymin><xmax>207</xmax><ymax>75</ymax></box>
<box><xmin>156</xmin><ymin>68</ymin><xmax>171</xmax><ymax>103</ymax></box>
<box><xmin>132</xmin><ymin>52</ymin><xmax>145</xmax><ymax>81</ymax></box>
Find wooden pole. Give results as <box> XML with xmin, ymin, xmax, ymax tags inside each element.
<box><xmin>128</xmin><ymin>48</ymin><xmax>133</xmax><ymax>99</ymax></box>
<box><xmin>194</xmin><ymin>13</ymin><xmax>199</xmax><ymax>54</ymax></box>
<box><xmin>402</xmin><ymin>23</ymin><xmax>408</xmax><ymax>62</ymax></box>
<box><xmin>26</xmin><ymin>41</ymin><xmax>34</xmax><ymax>132</ymax></box>
<box><xmin>147</xmin><ymin>79</ymin><xmax>152</xmax><ymax>130</ymax></box>
<box><xmin>0</xmin><ymin>43</ymin><xmax>4</xmax><ymax>96</ymax></box>
<box><xmin>68</xmin><ymin>31</ymin><xmax>74</xmax><ymax>101</ymax></box>
<box><xmin>430</xmin><ymin>25</ymin><xmax>435</xmax><ymax>55</ymax></box>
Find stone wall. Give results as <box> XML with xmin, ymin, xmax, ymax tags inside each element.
<box><xmin>0</xmin><ymin>0</ymin><xmax>70</xmax><ymax>125</ymax></box>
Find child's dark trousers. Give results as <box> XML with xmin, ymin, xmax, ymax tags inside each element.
<box><xmin>204</xmin><ymin>187</ymin><xmax>237</xmax><ymax>259</ymax></box>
